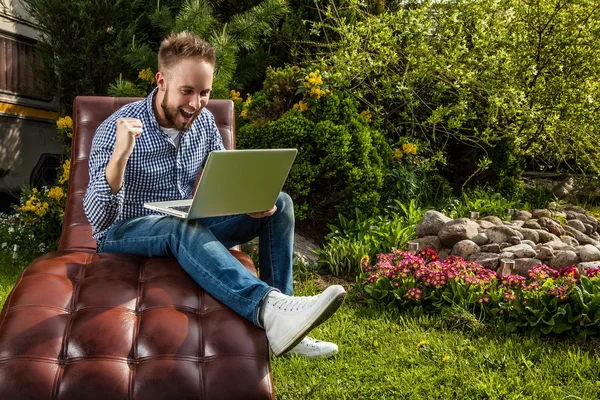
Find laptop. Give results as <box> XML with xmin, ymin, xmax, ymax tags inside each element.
<box><xmin>143</xmin><ymin>149</ymin><xmax>297</xmax><ymax>219</ymax></box>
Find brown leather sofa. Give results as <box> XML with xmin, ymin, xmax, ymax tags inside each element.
<box><xmin>0</xmin><ymin>97</ymin><xmax>275</xmax><ymax>399</ymax></box>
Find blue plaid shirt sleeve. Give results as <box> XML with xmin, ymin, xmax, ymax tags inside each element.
<box><xmin>83</xmin><ymin>117</ymin><xmax>126</xmax><ymax>234</ymax></box>
<box><xmin>207</xmin><ymin>112</ymin><xmax>225</xmax><ymax>157</ymax></box>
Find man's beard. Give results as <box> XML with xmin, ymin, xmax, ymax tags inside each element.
<box><xmin>160</xmin><ymin>91</ymin><xmax>200</xmax><ymax>131</ymax></box>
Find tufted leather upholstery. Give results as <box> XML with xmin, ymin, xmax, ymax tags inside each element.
<box><xmin>0</xmin><ymin>97</ymin><xmax>274</xmax><ymax>399</ymax></box>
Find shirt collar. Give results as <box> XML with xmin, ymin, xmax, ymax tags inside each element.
<box><xmin>145</xmin><ymin>87</ymin><xmax>162</xmax><ymax>133</ymax></box>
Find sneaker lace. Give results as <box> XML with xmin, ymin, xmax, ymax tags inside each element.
<box><xmin>270</xmin><ymin>294</ymin><xmax>317</xmax><ymax>312</ymax></box>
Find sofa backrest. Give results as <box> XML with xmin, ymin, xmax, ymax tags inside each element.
<box><xmin>59</xmin><ymin>96</ymin><xmax>236</xmax><ymax>252</ymax></box>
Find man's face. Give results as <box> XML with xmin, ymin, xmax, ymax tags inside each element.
<box><xmin>157</xmin><ymin>58</ymin><xmax>214</xmax><ymax>131</ymax></box>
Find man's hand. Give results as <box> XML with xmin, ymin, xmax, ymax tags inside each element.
<box><xmin>113</xmin><ymin>118</ymin><xmax>143</xmax><ymax>159</ymax></box>
<box><xmin>247</xmin><ymin>205</ymin><xmax>277</xmax><ymax>218</ymax></box>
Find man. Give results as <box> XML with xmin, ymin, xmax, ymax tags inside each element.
<box><xmin>83</xmin><ymin>31</ymin><xmax>345</xmax><ymax>359</ymax></box>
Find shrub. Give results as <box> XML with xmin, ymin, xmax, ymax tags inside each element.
<box><xmin>362</xmin><ymin>249</ymin><xmax>600</xmax><ymax>339</ymax></box>
<box><xmin>237</xmin><ymin>66</ymin><xmax>391</xmax><ymax>223</ymax></box>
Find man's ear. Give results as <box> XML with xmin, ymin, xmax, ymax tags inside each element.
<box><xmin>156</xmin><ymin>72</ymin><xmax>167</xmax><ymax>91</ymax></box>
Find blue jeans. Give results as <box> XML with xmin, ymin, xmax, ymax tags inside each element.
<box><xmin>98</xmin><ymin>192</ymin><xmax>295</xmax><ymax>327</ymax></box>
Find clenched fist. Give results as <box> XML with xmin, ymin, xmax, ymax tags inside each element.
<box><xmin>113</xmin><ymin>118</ymin><xmax>143</xmax><ymax>159</ymax></box>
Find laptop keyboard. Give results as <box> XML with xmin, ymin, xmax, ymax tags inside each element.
<box><xmin>170</xmin><ymin>205</ymin><xmax>191</xmax><ymax>213</ymax></box>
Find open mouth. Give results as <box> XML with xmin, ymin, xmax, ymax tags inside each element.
<box><xmin>180</xmin><ymin>108</ymin><xmax>196</xmax><ymax>120</ymax></box>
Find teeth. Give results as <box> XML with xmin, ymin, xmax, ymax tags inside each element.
<box><xmin>181</xmin><ymin>109</ymin><xmax>194</xmax><ymax>117</ymax></box>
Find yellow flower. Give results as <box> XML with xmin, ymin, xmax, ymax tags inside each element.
<box><xmin>308</xmin><ymin>86</ymin><xmax>327</xmax><ymax>99</ymax></box>
<box><xmin>442</xmin><ymin>355</ymin><xmax>450</xmax><ymax>362</ymax></box>
<box><xmin>360</xmin><ymin>110</ymin><xmax>372</xmax><ymax>123</ymax></box>
<box><xmin>402</xmin><ymin>142</ymin><xmax>417</xmax><ymax>155</ymax></box>
<box><xmin>392</xmin><ymin>149</ymin><xmax>404</xmax><ymax>161</ymax></box>
<box><xmin>48</xmin><ymin>186</ymin><xmax>65</xmax><ymax>202</ymax></box>
<box><xmin>32</xmin><ymin>188</ymin><xmax>38</xmax><ymax>194</ymax></box>
<box><xmin>245</xmin><ymin>95</ymin><xmax>252</xmax><ymax>106</ymax></box>
<box><xmin>417</xmin><ymin>340</ymin><xmax>429</xmax><ymax>349</ymax></box>
<box><xmin>56</xmin><ymin>116</ymin><xmax>73</xmax><ymax>130</ymax></box>
<box><xmin>138</xmin><ymin>68</ymin><xmax>155</xmax><ymax>84</ymax></box>
<box><xmin>230</xmin><ymin>90</ymin><xmax>241</xmax><ymax>102</ymax></box>
<box><xmin>59</xmin><ymin>159</ymin><xmax>71</xmax><ymax>185</ymax></box>
<box><xmin>292</xmin><ymin>101</ymin><xmax>309</xmax><ymax>112</ymax></box>
<box><xmin>240</xmin><ymin>109</ymin><xmax>248</xmax><ymax>119</ymax></box>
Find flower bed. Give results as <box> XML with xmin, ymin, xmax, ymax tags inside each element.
<box><xmin>361</xmin><ymin>249</ymin><xmax>600</xmax><ymax>338</ymax></box>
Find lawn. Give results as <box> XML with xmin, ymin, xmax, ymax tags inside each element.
<box><xmin>1</xmin><ymin>254</ymin><xmax>599</xmax><ymax>399</ymax></box>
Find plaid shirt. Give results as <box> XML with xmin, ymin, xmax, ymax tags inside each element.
<box><xmin>83</xmin><ymin>89</ymin><xmax>224</xmax><ymax>241</ymax></box>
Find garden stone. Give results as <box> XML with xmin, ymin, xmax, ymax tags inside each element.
<box><xmin>522</xmin><ymin>240</ymin><xmax>536</xmax><ymax>248</ymax></box>
<box><xmin>549</xmin><ymin>251</ymin><xmax>580</xmax><ymax>269</ymax></box>
<box><xmin>507</xmin><ymin>236</ymin><xmax>521</xmax><ymax>245</ymax></box>
<box><xmin>535</xmin><ymin>230</ymin><xmax>555</xmax><ymax>243</ymax></box>
<box><xmin>499</xmin><ymin>252</ymin><xmax>515</xmax><ymax>259</ymax></box>
<box><xmin>482</xmin><ymin>216</ymin><xmax>503</xmax><ymax>226</ymax></box>
<box><xmin>544</xmin><ymin>240</ymin><xmax>576</xmax><ymax>252</ymax></box>
<box><xmin>537</xmin><ymin>217</ymin><xmax>565</xmax><ymax>237</ymax></box>
<box><xmin>516</xmin><ymin>210</ymin><xmax>532</xmax><ymax>221</ymax></box>
<box><xmin>532</xmin><ymin>209</ymin><xmax>552</xmax><ymax>219</ymax></box>
<box><xmin>565</xmin><ymin>210</ymin><xmax>579</xmax><ymax>220</ymax></box>
<box><xmin>578</xmin><ymin>261</ymin><xmax>600</xmax><ymax>270</ymax></box>
<box><xmin>579</xmin><ymin>245</ymin><xmax>600</xmax><ymax>262</ymax></box>
<box><xmin>471</xmin><ymin>233</ymin><xmax>489</xmax><ymax>246</ymax></box>
<box><xmin>487</xmin><ymin>226</ymin><xmax>522</xmax><ymax>245</ymax></box>
<box><xmin>438</xmin><ymin>218</ymin><xmax>479</xmax><ymax>247</ymax></box>
<box><xmin>563</xmin><ymin>225</ymin><xmax>599</xmax><ymax>246</ymax></box>
<box><xmin>566</xmin><ymin>219</ymin><xmax>586</xmax><ymax>233</ymax></box>
<box><xmin>506</xmin><ymin>220</ymin><xmax>525</xmax><ymax>228</ymax></box>
<box><xmin>593</xmin><ymin>232</ymin><xmax>600</xmax><ymax>241</ymax></box>
<box><xmin>565</xmin><ymin>205</ymin><xmax>587</xmax><ymax>214</ymax></box>
<box><xmin>480</xmin><ymin>243</ymin><xmax>501</xmax><ymax>253</ymax></box>
<box><xmin>501</xmin><ymin>244</ymin><xmax>536</xmax><ymax>258</ymax></box>
<box><xmin>516</xmin><ymin>228</ymin><xmax>539</xmax><ymax>243</ymax></box>
<box><xmin>584</xmin><ymin>223</ymin><xmax>594</xmax><ymax>236</ymax></box>
<box><xmin>553</xmin><ymin>177</ymin><xmax>575</xmax><ymax>199</ymax></box>
<box><xmin>416</xmin><ymin>210</ymin><xmax>452</xmax><ymax>237</ymax></box>
<box><xmin>523</xmin><ymin>220</ymin><xmax>542</xmax><ymax>230</ymax></box>
<box><xmin>561</xmin><ymin>236</ymin><xmax>579</xmax><ymax>247</ymax></box>
<box><xmin>477</xmin><ymin>220</ymin><xmax>497</xmax><ymax>230</ymax></box>
<box><xmin>467</xmin><ymin>252</ymin><xmax>500</xmax><ymax>270</ymax></box>
<box><xmin>536</xmin><ymin>246</ymin><xmax>554</xmax><ymax>261</ymax></box>
<box><xmin>415</xmin><ymin>236</ymin><xmax>442</xmax><ymax>252</ymax></box>
<box><xmin>513</xmin><ymin>258</ymin><xmax>543</xmax><ymax>276</ymax></box>
<box><xmin>572</xmin><ymin>212</ymin><xmax>598</xmax><ymax>231</ymax></box>
<box><xmin>438</xmin><ymin>248</ymin><xmax>451</xmax><ymax>261</ymax></box>
<box><xmin>451</xmin><ymin>240</ymin><xmax>480</xmax><ymax>259</ymax></box>
<box><xmin>500</xmin><ymin>242</ymin><xmax>512</xmax><ymax>250</ymax></box>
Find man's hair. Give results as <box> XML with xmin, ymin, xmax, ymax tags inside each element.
<box><xmin>158</xmin><ymin>32</ymin><xmax>216</xmax><ymax>73</ymax></box>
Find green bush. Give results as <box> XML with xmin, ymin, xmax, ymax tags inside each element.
<box><xmin>237</xmin><ymin>66</ymin><xmax>391</xmax><ymax>224</ymax></box>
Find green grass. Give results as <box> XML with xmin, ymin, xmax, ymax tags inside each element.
<box><xmin>272</xmin><ymin>279</ymin><xmax>600</xmax><ymax>400</ymax></box>
<box><xmin>1</xmin><ymin>256</ymin><xmax>599</xmax><ymax>399</ymax></box>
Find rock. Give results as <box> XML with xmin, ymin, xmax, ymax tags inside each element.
<box><xmin>578</xmin><ymin>261</ymin><xmax>600</xmax><ymax>270</ymax></box>
<box><xmin>563</xmin><ymin>225</ymin><xmax>599</xmax><ymax>246</ymax></box>
<box><xmin>501</xmin><ymin>244</ymin><xmax>537</xmax><ymax>258</ymax></box>
<box><xmin>416</xmin><ymin>236</ymin><xmax>443</xmax><ymax>252</ymax></box>
<box><xmin>523</xmin><ymin>220</ymin><xmax>542</xmax><ymax>230</ymax></box>
<box><xmin>471</xmin><ymin>233</ymin><xmax>489</xmax><ymax>246</ymax></box>
<box><xmin>537</xmin><ymin>217</ymin><xmax>565</xmax><ymax>237</ymax></box>
<box><xmin>513</xmin><ymin>258</ymin><xmax>543</xmax><ymax>276</ymax></box>
<box><xmin>480</xmin><ymin>243</ymin><xmax>501</xmax><ymax>253</ymax></box>
<box><xmin>438</xmin><ymin>248</ymin><xmax>451</xmax><ymax>261</ymax></box>
<box><xmin>500</xmin><ymin>242</ymin><xmax>512</xmax><ymax>250</ymax></box>
<box><xmin>565</xmin><ymin>210</ymin><xmax>579</xmax><ymax>220</ymax></box>
<box><xmin>499</xmin><ymin>252</ymin><xmax>515</xmax><ymax>259</ymax></box>
<box><xmin>508</xmin><ymin>236</ymin><xmax>522</xmax><ymax>245</ymax></box>
<box><xmin>505</xmin><ymin>220</ymin><xmax>525</xmax><ymax>228</ymax></box>
<box><xmin>564</xmin><ymin>205</ymin><xmax>587</xmax><ymax>214</ymax></box>
<box><xmin>593</xmin><ymin>232</ymin><xmax>600</xmax><ymax>241</ymax></box>
<box><xmin>451</xmin><ymin>240</ymin><xmax>480</xmax><ymax>259</ymax></box>
<box><xmin>417</xmin><ymin>210</ymin><xmax>452</xmax><ymax>237</ymax></box>
<box><xmin>468</xmin><ymin>252</ymin><xmax>500</xmax><ymax>270</ymax></box>
<box><xmin>516</xmin><ymin>210</ymin><xmax>532</xmax><ymax>221</ymax></box>
<box><xmin>536</xmin><ymin>246</ymin><xmax>554</xmax><ymax>261</ymax></box>
<box><xmin>477</xmin><ymin>220</ymin><xmax>497</xmax><ymax>230</ymax></box>
<box><xmin>549</xmin><ymin>250</ymin><xmax>580</xmax><ymax>269</ymax></box>
<box><xmin>579</xmin><ymin>244</ymin><xmax>600</xmax><ymax>262</ymax></box>
<box><xmin>522</xmin><ymin>240</ymin><xmax>536</xmax><ymax>248</ymax></box>
<box><xmin>584</xmin><ymin>223</ymin><xmax>594</xmax><ymax>236</ymax></box>
<box><xmin>561</xmin><ymin>236</ymin><xmax>579</xmax><ymax>247</ymax></box>
<box><xmin>482</xmin><ymin>216</ymin><xmax>503</xmax><ymax>226</ymax></box>
<box><xmin>438</xmin><ymin>218</ymin><xmax>480</xmax><ymax>247</ymax></box>
<box><xmin>487</xmin><ymin>226</ymin><xmax>522</xmax><ymax>245</ymax></box>
<box><xmin>566</xmin><ymin>219</ymin><xmax>586</xmax><ymax>233</ymax></box>
<box><xmin>532</xmin><ymin>209</ymin><xmax>552</xmax><ymax>219</ymax></box>
<box><xmin>544</xmin><ymin>240</ymin><xmax>577</xmax><ymax>252</ymax></box>
<box><xmin>536</xmin><ymin>230</ymin><xmax>555</xmax><ymax>243</ymax></box>
<box><xmin>517</xmin><ymin>228</ymin><xmax>540</xmax><ymax>243</ymax></box>
<box><xmin>553</xmin><ymin>177</ymin><xmax>575</xmax><ymax>199</ymax></box>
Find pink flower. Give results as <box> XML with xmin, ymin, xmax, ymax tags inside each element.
<box><xmin>407</xmin><ymin>288</ymin><xmax>422</xmax><ymax>300</ymax></box>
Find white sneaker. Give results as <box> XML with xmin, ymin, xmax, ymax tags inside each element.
<box><xmin>285</xmin><ymin>337</ymin><xmax>339</xmax><ymax>359</ymax></box>
<box><xmin>261</xmin><ymin>285</ymin><xmax>346</xmax><ymax>356</ymax></box>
